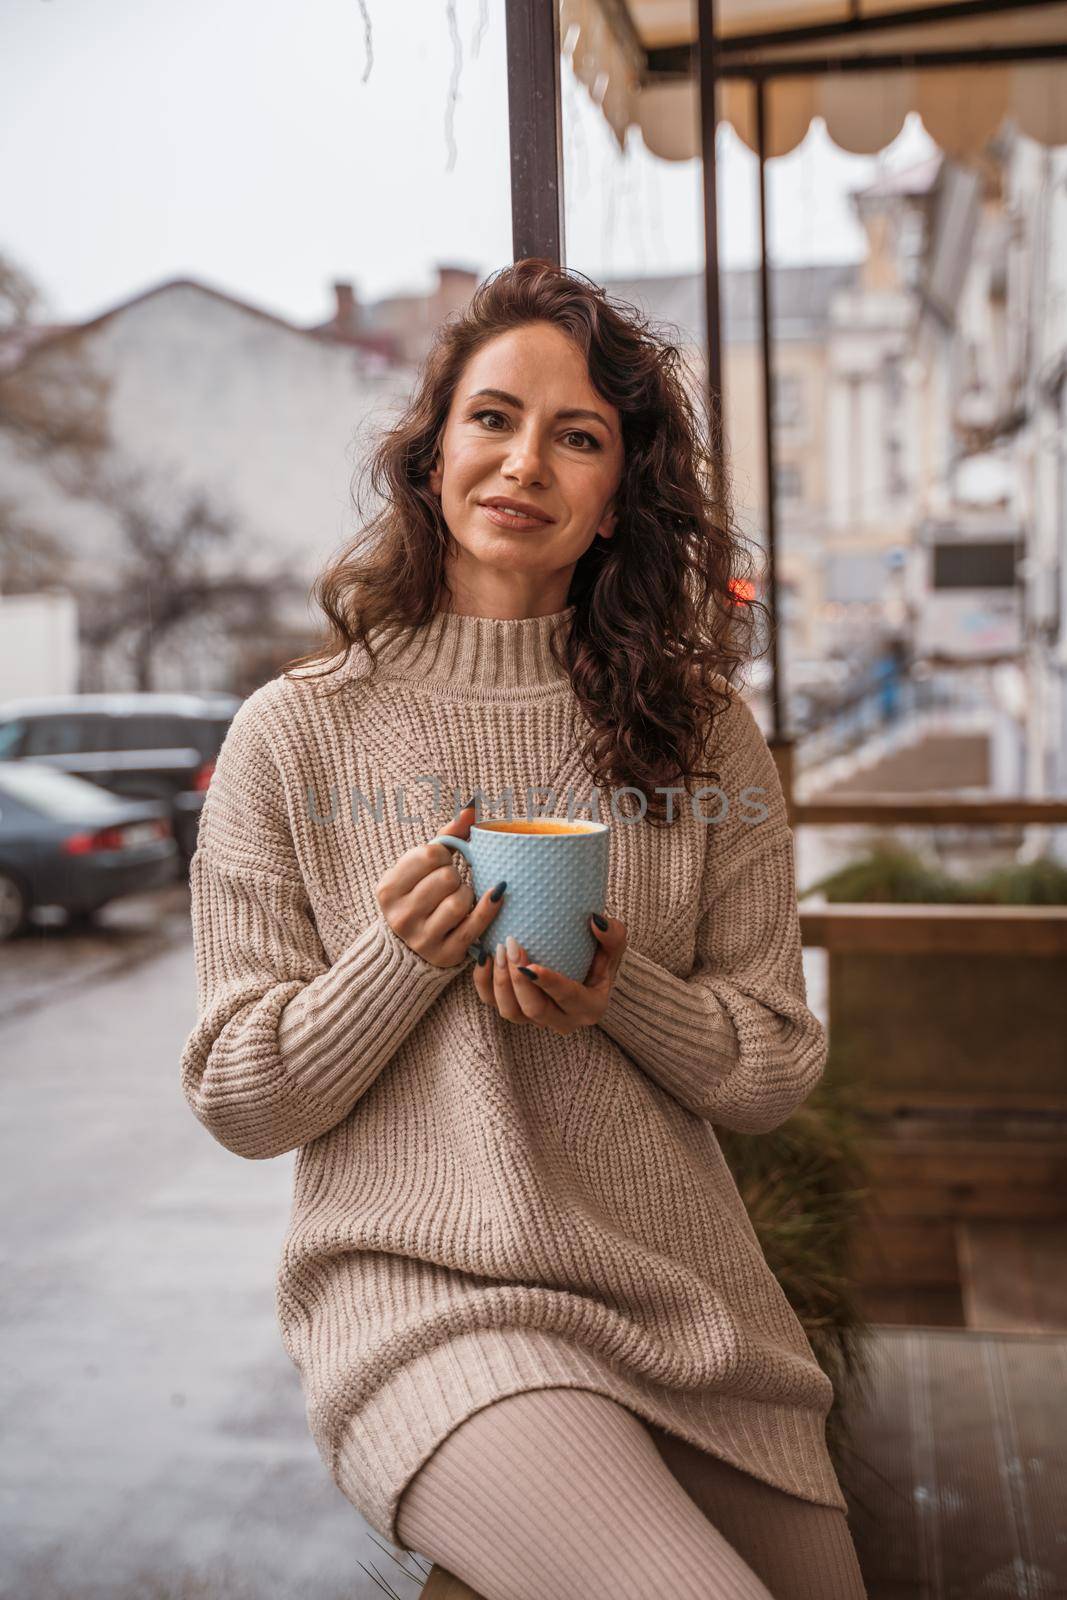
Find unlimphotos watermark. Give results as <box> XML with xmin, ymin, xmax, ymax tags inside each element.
<box><xmin>303</xmin><ymin>776</ymin><xmax>771</xmax><ymax>828</ymax></box>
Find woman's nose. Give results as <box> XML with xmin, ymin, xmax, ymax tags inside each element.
<box><xmin>502</xmin><ymin>430</ymin><xmax>548</xmax><ymax>486</ymax></box>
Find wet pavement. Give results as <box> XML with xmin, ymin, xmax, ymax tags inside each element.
<box><xmin>0</xmin><ymin>892</ymin><xmax>429</xmax><ymax>1600</ymax></box>
<box><xmin>0</xmin><ymin>882</ymin><xmax>194</xmax><ymax>1024</ymax></box>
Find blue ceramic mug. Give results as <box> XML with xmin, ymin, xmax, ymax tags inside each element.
<box><xmin>429</xmin><ymin>816</ymin><xmax>611</xmax><ymax>983</ymax></box>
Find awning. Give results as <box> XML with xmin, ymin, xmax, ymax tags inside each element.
<box><xmin>563</xmin><ymin>0</ymin><xmax>1067</xmax><ymax>159</ymax></box>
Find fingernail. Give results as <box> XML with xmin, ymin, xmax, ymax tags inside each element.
<box><xmin>461</xmin><ymin>795</ymin><xmax>475</xmax><ymax>809</ymax></box>
<box><xmin>592</xmin><ymin>912</ymin><xmax>608</xmax><ymax>931</ymax></box>
<box><xmin>477</xmin><ymin>948</ymin><xmax>489</xmax><ymax>966</ymax></box>
<box><xmin>490</xmin><ymin>880</ymin><xmax>506</xmax><ymax>902</ymax></box>
<box><xmin>495</xmin><ymin>941</ymin><xmax>506</xmax><ymax>969</ymax></box>
<box><xmin>505</xmin><ymin>935</ymin><xmax>520</xmax><ymax>962</ymax></box>
<box><xmin>517</xmin><ymin>966</ymin><xmax>538</xmax><ymax>981</ymax></box>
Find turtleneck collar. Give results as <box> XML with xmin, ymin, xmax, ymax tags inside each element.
<box><xmin>355</xmin><ymin>604</ymin><xmax>578</xmax><ymax>696</ymax></box>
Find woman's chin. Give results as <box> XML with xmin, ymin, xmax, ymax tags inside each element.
<box><xmin>458</xmin><ymin>536</ymin><xmax>551</xmax><ymax>568</ymax></box>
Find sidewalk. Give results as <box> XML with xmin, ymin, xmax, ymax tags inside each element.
<box><xmin>0</xmin><ymin>937</ymin><xmax>417</xmax><ymax>1600</ymax></box>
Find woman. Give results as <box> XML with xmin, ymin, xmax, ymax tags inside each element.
<box><xmin>179</xmin><ymin>259</ymin><xmax>867</xmax><ymax>1600</ymax></box>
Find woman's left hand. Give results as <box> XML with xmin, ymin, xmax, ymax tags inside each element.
<box><xmin>472</xmin><ymin>914</ymin><xmax>628</xmax><ymax>1034</ymax></box>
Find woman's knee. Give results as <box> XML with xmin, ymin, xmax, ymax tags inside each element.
<box><xmin>646</xmin><ymin>1424</ymin><xmax>868</xmax><ymax>1600</ymax></box>
<box><xmin>396</xmin><ymin>1387</ymin><xmax>777</xmax><ymax>1600</ymax></box>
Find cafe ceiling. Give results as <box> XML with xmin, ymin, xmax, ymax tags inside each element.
<box><xmin>562</xmin><ymin>0</ymin><xmax>1067</xmax><ymax>157</ymax></box>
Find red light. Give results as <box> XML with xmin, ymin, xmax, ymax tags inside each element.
<box><xmin>61</xmin><ymin>832</ymin><xmax>97</xmax><ymax>856</ymax></box>
<box><xmin>191</xmin><ymin>759</ymin><xmax>215</xmax><ymax>792</ymax></box>
<box><xmin>62</xmin><ymin>825</ymin><xmax>125</xmax><ymax>854</ymax></box>
<box><xmin>728</xmin><ymin>578</ymin><xmax>756</xmax><ymax>606</ymax></box>
<box><xmin>60</xmin><ymin>819</ymin><xmax>170</xmax><ymax>855</ymax></box>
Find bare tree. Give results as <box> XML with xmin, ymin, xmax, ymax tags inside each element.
<box><xmin>0</xmin><ymin>251</ymin><xmax>112</xmax><ymax>593</ymax></box>
<box><xmin>0</xmin><ymin>252</ymin><xmax>111</xmax><ymax>455</ymax></box>
<box><xmin>0</xmin><ymin>255</ymin><xmax>317</xmax><ymax>691</ymax></box>
<box><xmin>78</xmin><ymin>462</ymin><xmax>293</xmax><ymax>692</ymax></box>
<box><xmin>0</xmin><ymin>495</ymin><xmax>70</xmax><ymax>591</ymax></box>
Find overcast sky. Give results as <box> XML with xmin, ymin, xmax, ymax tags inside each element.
<box><xmin>2</xmin><ymin>0</ymin><xmax>935</xmax><ymax>328</ymax></box>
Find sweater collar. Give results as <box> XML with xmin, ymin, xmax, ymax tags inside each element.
<box><xmin>359</xmin><ymin>604</ymin><xmax>577</xmax><ymax>694</ymax></box>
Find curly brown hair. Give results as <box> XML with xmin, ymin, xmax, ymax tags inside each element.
<box><xmin>282</xmin><ymin>257</ymin><xmax>769</xmax><ymax>826</ymax></box>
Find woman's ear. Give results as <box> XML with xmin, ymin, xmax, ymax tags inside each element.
<box><xmin>428</xmin><ymin>451</ymin><xmax>443</xmax><ymax>497</ymax></box>
<box><xmin>596</xmin><ymin>502</ymin><xmax>618</xmax><ymax>541</ymax></box>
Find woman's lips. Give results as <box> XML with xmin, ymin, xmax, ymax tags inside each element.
<box><xmin>479</xmin><ymin>503</ymin><xmax>554</xmax><ymax>531</ymax></box>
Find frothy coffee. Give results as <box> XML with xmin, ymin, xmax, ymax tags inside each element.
<box><xmin>474</xmin><ymin>819</ymin><xmax>598</xmax><ymax>836</ymax></box>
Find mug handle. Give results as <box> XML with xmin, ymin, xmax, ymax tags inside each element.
<box><xmin>430</xmin><ymin>835</ymin><xmax>473</xmax><ymax>865</ymax></box>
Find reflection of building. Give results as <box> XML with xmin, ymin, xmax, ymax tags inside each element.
<box><xmin>605</xmin><ymin>137</ymin><xmax>1062</xmax><ymax>809</ymax></box>
<box><xmin>821</xmin><ymin>164</ymin><xmax>936</xmax><ymax>659</ymax></box>
<box><xmin>601</xmin><ymin>259</ymin><xmax>912</xmax><ymax>662</ymax></box>
<box><xmin>910</xmin><ymin>130</ymin><xmax>1067</xmax><ymax>796</ymax></box>
<box><xmin>0</xmin><ymin>276</ymin><xmax>416</xmax><ymax>691</ymax></box>
<box><xmin>1001</xmin><ymin>137</ymin><xmax>1067</xmax><ymax>799</ymax></box>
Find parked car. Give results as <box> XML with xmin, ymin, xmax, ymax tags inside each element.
<box><xmin>0</xmin><ymin>691</ymin><xmax>241</xmax><ymax>867</ymax></box>
<box><xmin>0</xmin><ymin>762</ymin><xmax>179</xmax><ymax>939</ymax></box>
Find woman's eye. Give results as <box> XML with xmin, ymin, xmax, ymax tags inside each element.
<box><xmin>470</xmin><ymin>411</ymin><xmax>599</xmax><ymax>451</ymax></box>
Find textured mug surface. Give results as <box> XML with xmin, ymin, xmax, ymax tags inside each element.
<box><xmin>430</xmin><ymin>818</ymin><xmax>610</xmax><ymax>983</ymax></box>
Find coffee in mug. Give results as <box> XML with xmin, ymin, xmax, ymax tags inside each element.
<box><xmin>430</xmin><ymin>815</ymin><xmax>610</xmax><ymax>982</ymax></box>
<box><xmin>478</xmin><ymin>820</ymin><xmax>593</xmax><ymax>836</ymax></box>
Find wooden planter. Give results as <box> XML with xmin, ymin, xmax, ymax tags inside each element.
<box><xmin>801</xmin><ymin>902</ymin><xmax>1067</xmax><ymax>1099</ymax></box>
<box><xmin>801</xmin><ymin>904</ymin><xmax>1067</xmax><ymax>1327</ymax></box>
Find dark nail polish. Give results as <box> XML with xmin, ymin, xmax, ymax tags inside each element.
<box><xmin>490</xmin><ymin>880</ymin><xmax>506</xmax><ymax>902</ymax></box>
<box><xmin>517</xmin><ymin>966</ymin><xmax>538</xmax><ymax>981</ymax></box>
<box><xmin>592</xmin><ymin>912</ymin><xmax>608</xmax><ymax>931</ymax></box>
<box><xmin>461</xmin><ymin>794</ymin><xmax>475</xmax><ymax>809</ymax></box>
<box><xmin>477</xmin><ymin>948</ymin><xmax>489</xmax><ymax>965</ymax></box>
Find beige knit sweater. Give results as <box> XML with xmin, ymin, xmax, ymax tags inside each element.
<box><xmin>179</xmin><ymin>603</ymin><xmax>846</xmax><ymax>1546</ymax></box>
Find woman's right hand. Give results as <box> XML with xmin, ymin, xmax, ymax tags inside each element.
<box><xmin>374</xmin><ymin>801</ymin><xmax>504</xmax><ymax>969</ymax></box>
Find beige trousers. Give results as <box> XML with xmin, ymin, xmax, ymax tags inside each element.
<box><xmin>396</xmin><ymin>1385</ymin><xmax>868</xmax><ymax>1600</ymax></box>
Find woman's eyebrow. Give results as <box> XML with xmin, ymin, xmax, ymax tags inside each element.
<box><xmin>468</xmin><ymin>387</ymin><xmax>615</xmax><ymax>435</ymax></box>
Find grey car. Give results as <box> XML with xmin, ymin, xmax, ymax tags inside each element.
<box><xmin>0</xmin><ymin>691</ymin><xmax>241</xmax><ymax>867</ymax></box>
<box><xmin>0</xmin><ymin>762</ymin><xmax>179</xmax><ymax>939</ymax></box>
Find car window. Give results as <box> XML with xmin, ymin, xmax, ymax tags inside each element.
<box><xmin>106</xmin><ymin>715</ymin><xmax>201</xmax><ymax>751</ymax></box>
<box><xmin>0</xmin><ymin>719</ymin><xmax>27</xmax><ymax>759</ymax></box>
<box><xmin>0</xmin><ymin>763</ymin><xmax>122</xmax><ymax>821</ymax></box>
<box><xmin>23</xmin><ymin>715</ymin><xmax>111</xmax><ymax>757</ymax></box>
<box><xmin>190</xmin><ymin>716</ymin><xmax>235</xmax><ymax>759</ymax></box>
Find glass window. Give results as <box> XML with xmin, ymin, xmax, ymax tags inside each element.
<box><xmin>0</xmin><ymin>719</ymin><xmax>27</xmax><ymax>759</ymax></box>
<box><xmin>23</xmin><ymin>715</ymin><xmax>110</xmax><ymax>757</ymax></box>
<box><xmin>824</xmin><ymin>552</ymin><xmax>886</xmax><ymax>604</ymax></box>
<box><xmin>189</xmin><ymin>716</ymin><xmax>235</xmax><ymax>760</ymax></box>
<box><xmin>105</xmin><ymin>715</ymin><xmax>200</xmax><ymax>752</ymax></box>
<box><xmin>932</xmin><ymin>541</ymin><xmax>1019</xmax><ymax>590</ymax></box>
<box><xmin>774</xmin><ymin>374</ymin><xmax>805</xmax><ymax>432</ymax></box>
<box><xmin>0</xmin><ymin>763</ymin><xmax>121</xmax><ymax>821</ymax></box>
<box><xmin>775</xmin><ymin>462</ymin><xmax>804</xmax><ymax>502</ymax></box>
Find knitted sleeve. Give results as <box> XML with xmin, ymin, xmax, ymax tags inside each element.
<box><xmin>179</xmin><ymin>690</ymin><xmax>470</xmax><ymax>1160</ymax></box>
<box><xmin>597</xmin><ymin>690</ymin><xmax>827</xmax><ymax>1134</ymax></box>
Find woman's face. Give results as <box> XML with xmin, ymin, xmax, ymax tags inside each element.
<box><xmin>427</xmin><ymin>321</ymin><xmax>624</xmax><ymax>617</ymax></box>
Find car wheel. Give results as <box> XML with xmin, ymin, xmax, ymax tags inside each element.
<box><xmin>0</xmin><ymin>871</ymin><xmax>29</xmax><ymax>941</ymax></box>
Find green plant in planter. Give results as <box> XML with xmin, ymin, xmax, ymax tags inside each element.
<box><xmin>803</xmin><ymin>845</ymin><xmax>1067</xmax><ymax>1097</ymax></box>
<box><xmin>805</xmin><ymin>840</ymin><xmax>1067</xmax><ymax>904</ymax></box>
<box><xmin>968</xmin><ymin>855</ymin><xmax>1067</xmax><ymax>904</ymax></box>
<box><xmin>715</xmin><ymin>1077</ymin><xmax>877</xmax><ymax>1472</ymax></box>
